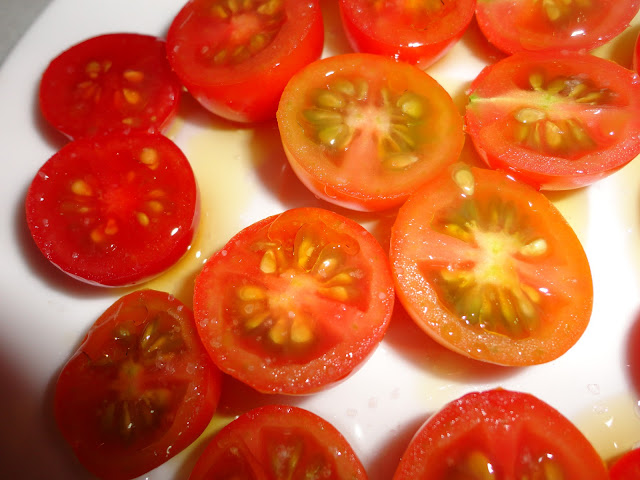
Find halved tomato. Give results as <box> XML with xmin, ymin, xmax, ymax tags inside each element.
<box><xmin>193</xmin><ymin>207</ymin><xmax>395</xmax><ymax>394</ymax></box>
<box><xmin>25</xmin><ymin>132</ymin><xmax>199</xmax><ymax>287</ymax></box>
<box><xmin>393</xmin><ymin>389</ymin><xmax>608</xmax><ymax>479</ymax></box>
<box><xmin>277</xmin><ymin>53</ymin><xmax>464</xmax><ymax>212</ymax></box>
<box><xmin>389</xmin><ymin>163</ymin><xmax>593</xmax><ymax>366</ymax></box>
<box><xmin>465</xmin><ymin>51</ymin><xmax>640</xmax><ymax>190</ymax></box>
<box><xmin>166</xmin><ymin>0</ymin><xmax>324</xmax><ymax>123</ymax></box>
<box><xmin>54</xmin><ymin>289</ymin><xmax>222</xmax><ymax>480</ymax></box>
<box><xmin>39</xmin><ymin>33</ymin><xmax>182</xmax><ymax>140</ymax></box>
<box><xmin>609</xmin><ymin>447</ymin><xmax>640</xmax><ymax>479</ymax></box>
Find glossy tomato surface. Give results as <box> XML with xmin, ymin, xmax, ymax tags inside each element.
<box><xmin>54</xmin><ymin>289</ymin><xmax>222</xmax><ymax>480</ymax></box>
<box><xmin>189</xmin><ymin>404</ymin><xmax>368</xmax><ymax>479</ymax></box>
<box><xmin>389</xmin><ymin>164</ymin><xmax>593</xmax><ymax>366</ymax></box>
<box><xmin>393</xmin><ymin>389</ymin><xmax>608</xmax><ymax>479</ymax></box>
<box><xmin>193</xmin><ymin>207</ymin><xmax>395</xmax><ymax>394</ymax></box>
<box><xmin>475</xmin><ymin>0</ymin><xmax>640</xmax><ymax>54</ymax></box>
<box><xmin>609</xmin><ymin>448</ymin><xmax>640</xmax><ymax>479</ymax></box>
<box><xmin>39</xmin><ymin>33</ymin><xmax>182</xmax><ymax>140</ymax></box>
<box><xmin>166</xmin><ymin>0</ymin><xmax>324</xmax><ymax>123</ymax></box>
<box><xmin>338</xmin><ymin>0</ymin><xmax>476</xmax><ymax>67</ymax></box>
<box><xmin>277</xmin><ymin>53</ymin><xmax>464</xmax><ymax>212</ymax></box>
<box><xmin>465</xmin><ymin>51</ymin><xmax>640</xmax><ymax>190</ymax></box>
<box><xmin>25</xmin><ymin>132</ymin><xmax>199</xmax><ymax>287</ymax></box>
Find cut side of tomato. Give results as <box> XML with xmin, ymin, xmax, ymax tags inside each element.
<box><xmin>189</xmin><ymin>404</ymin><xmax>367</xmax><ymax>480</ymax></box>
<box><xmin>277</xmin><ymin>53</ymin><xmax>464</xmax><ymax>212</ymax></box>
<box><xmin>39</xmin><ymin>33</ymin><xmax>182</xmax><ymax>140</ymax></box>
<box><xmin>193</xmin><ymin>207</ymin><xmax>395</xmax><ymax>394</ymax></box>
<box><xmin>465</xmin><ymin>51</ymin><xmax>640</xmax><ymax>190</ymax></box>
<box><xmin>609</xmin><ymin>447</ymin><xmax>640</xmax><ymax>479</ymax></box>
<box><xmin>25</xmin><ymin>132</ymin><xmax>199</xmax><ymax>287</ymax></box>
<box><xmin>389</xmin><ymin>164</ymin><xmax>593</xmax><ymax>366</ymax></box>
<box><xmin>54</xmin><ymin>289</ymin><xmax>222</xmax><ymax>480</ymax></box>
<box><xmin>393</xmin><ymin>389</ymin><xmax>608</xmax><ymax>480</ymax></box>
<box><xmin>166</xmin><ymin>0</ymin><xmax>324</xmax><ymax>123</ymax></box>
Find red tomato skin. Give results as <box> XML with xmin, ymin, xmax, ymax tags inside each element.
<box><xmin>166</xmin><ymin>0</ymin><xmax>324</xmax><ymax>123</ymax></box>
<box><xmin>610</xmin><ymin>448</ymin><xmax>640</xmax><ymax>479</ymax></box>
<box><xmin>634</xmin><ymin>31</ymin><xmax>640</xmax><ymax>72</ymax></box>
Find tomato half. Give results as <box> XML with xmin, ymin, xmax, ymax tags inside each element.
<box><xmin>166</xmin><ymin>0</ymin><xmax>324</xmax><ymax>123</ymax></box>
<box><xmin>25</xmin><ymin>132</ymin><xmax>199</xmax><ymax>287</ymax></box>
<box><xmin>465</xmin><ymin>51</ymin><xmax>640</xmax><ymax>190</ymax></box>
<box><xmin>54</xmin><ymin>289</ymin><xmax>222</xmax><ymax>480</ymax></box>
<box><xmin>338</xmin><ymin>0</ymin><xmax>476</xmax><ymax>67</ymax></box>
<box><xmin>393</xmin><ymin>389</ymin><xmax>608</xmax><ymax>479</ymax></box>
<box><xmin>609</xmin><ymin>448</ymin><xmax>640</xmax><ymax>479</ymax></box>
<box><xmin>39</xmin><ymin>33</ymin><xmax>182</xmax><ymax>140</ymax></box>
<box><xmin>193</xmin><ymin>207</ymin><xmax>395</xmax><ymax>394</ymax></box>
<box><xmin>475</xmin><ymin>0</ymin><xmax>640</xmax><ymax>54</ymax></box>
<box><xmin>277</xmin><ymin>53</ymin><xmax>464</xmax><ymax>212</ymax></box>
<box><xmin>389</xmin><ymin>164</ymin><xmax>593</xmax><ymax>366</ymax></box>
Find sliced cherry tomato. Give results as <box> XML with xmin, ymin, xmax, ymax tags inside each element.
<box><xmin>277</xmin><ymin>53</ymin><xmax>464</xmax><ymax>212</ymax></box>
<box><xmin>39</xmin><ymin>33</ymin><xmax>182</xmax><ymax>140</ymax></box>
<box><xmin>610</xmin><ymin>448</ymin><xmax>640</xmax><ymax>479</ymax></box>
<box><xmin>465</xmin><ymin>51</ymin><xmax>640</xmax><ymax>190</ymax></box>
<box><xmin>189</xmin><ymin>404</ymin><xmax>367</xmax><ymax>479</ymax></box>
<box><xmin>193</xmin><ymin>207</ymin><xmax>395</xmax><ymax>394</ymax></box>
<box><xmin>166</xmin><ymin>0</ymin><xmax>324</xmax><ymax>123</ymax></box>
<box><xmin>389</xmin><ymin>164</ymin><xmax>593</xmax><ymax>366</ymax></box>
<box><xmin>393</xmin><ymin>389</ymin><xmax>608</xmax><ymax>479</ymax></box>
<box><xmin>338</xmin><ymin>0</ymin><xmax>476</xmax><ymax>67</ymax></box>
<box><xmin>54</xmin><ymin>289</ymin><xmax>223</xmax><ymax>480</ymax></box>
<box><xmin>25</xmin><ymin>132</ymin><xmax>199</xmax><ymax>287</ymax></box>
<box><xmin>475</xmin><ymin>0</ymin><xmax>640</xmax><ymax>54</ymax></box>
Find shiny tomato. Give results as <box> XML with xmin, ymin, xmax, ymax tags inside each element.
<box><xmin>609</xmin><ymin>448</ymin><xmax>640</xmax><ymax>479</ymax></box>
<box><xmin>277</xmin><ymin>53</ymin><xmax>464</xmax><ymax>212</ymax></box>
<box><xmin>475</xmin><ymin>0</ymin><xmax>640</xmax><ymax>54</ymax></box>
<box><xmin>465</xmin><ymin>51</ymin><xmax>640</xmax><ymax>190</ymax></box>
<box><xmin>25</xmin><ymin>132</ymin><xmax>199</xmax><ymax>287</ymax></box>
<box><xmin>189</xmin><ymin>404</ymin><xmax>367</xmax><ymax>479</ymax></box>
<box><xmin>393</xmin><ymin>389</ymin><xmax>608</xmax><ymax>479</ymax></box>
<box><xmin>389</xmin><ymin>164</ymin><xmax>593</xmax><ymax>366</ymax></box>
<box><xmin>338</xmin><ymin>0</ymin><xmax>476</xmax><ymax>67</ymax></box>
<box><xmin>39</xmin><ymin>33</ymin><xmax>182</xmax><ymax>140</ymax></box>
<box><xmin>54</xmin><ymin>289</ymin><xmax>222</xmax><ymax>480</ymax></box>
<box><xmin>193</xmin><ymin>207</ymin><xmax>395</xmax><ymax>394</ymax></box>
<box><xmin>166</xmin><ymin>0</ymin><xmax>324</xmax><ymax>123</ymax></box>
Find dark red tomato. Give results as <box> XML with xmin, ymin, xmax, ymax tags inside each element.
<box><xmin>475</xmin><ymin>0</ymin><xmax>640</xmax><ymax>54</ymax></box>
<box><xmin>189</xmin><ymin>404</ymin><xmax>367</xmax><ymax>480</ymax></box>
<box><xmin>610</xmin><ymin>448</ymin><xmax>640</xmax><ymax>479</ymax></box>
<box><xmin>277</xmin><ymin>53</ymin><xmax>464</xmax><ymax>212</ymax></box>
<box><xmin>389</xmin><ymin>164</ymin><xmax>593</xmax><ymax>366</ymax></box>
<box><xmin>54</xmin><ymin>289</ymin><xmax>223</xmax><ymax>480</ymax></box>
<box><xmin>25</xmin><ymin>132</ymin><xmax>199</xmax><ymax>287</ymax></box>
<box><xmin>393</xmin><ymin>389</ymin><xmax>608</xmax><ymax>479</ymax></box>
<box><xmin>465</xmin><ymin>51</ymin><xmax>640</xmax><ymax>190</ymax></box>
<box><xmin>193</xmin><ymin>207</ymin><xmax>395</xmax><ymax>394</ymax></box>
<box><xmin>338</xmin><ymin>0</ymin><xmax>476</xmax><ymax>67</ymax></box>
<box><xmin>39</xmin><ymin>33</ymin><xmax>182</xmax><ymax>140</ymax></box>
<box><xmin>166</xmin><ymin>0</ymin><xmax>324</xmax><ymax>123</ymax></box>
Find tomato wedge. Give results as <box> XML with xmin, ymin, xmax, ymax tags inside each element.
<box><xmin>393</xmin><ymin>389</ymin><xmax>608</xmax><ymax>480</ymax></box>
<box><xmin>54</xmin><ymin>289</ymin><xmax>222</xmax><ymax>480</ymax></box>
<box><xmin>465</xmin><ymin>51</ymin><xmax>640</xmax><ymax>190</ymax></box>
<box><xmin>609</xmin><ymin>448</ymin><xmax>640</xmax><ymax>479</ymax></box>
<box><xmin>389</xmin><ymin>164</ymin><xmax>593</xmax><ymax>366</ymax></box>
<box><xmin>193</xmin><ymin>207</ymin><xmax>395</xmax><ymax>394</ymax></box>
<box><xmin>166</xmin><ymin>0</ymin><xmax>324</xmax><ymax>123</ymax></box>
<box><xmin>25</xmin><ymin>132</ymin><xmax>199</xmax><ymax>287</ymax></box>
<box><xmin>277</xmin><ymin>53</ymin><xmax>464</xmax><ymax>212</ymax></box>
<box><xmin>39</xmin><ymin>33</ymin><xmax>182</xmax><ymax>140</ymax></box>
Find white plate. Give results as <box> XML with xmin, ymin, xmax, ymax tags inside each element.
<box><xmin>1</xmin><ymin>1</ymin><xmax>639</xmax><ymax>478</ymax></box>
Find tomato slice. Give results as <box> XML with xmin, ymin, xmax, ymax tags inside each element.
<box><xmin>277</xmin><ymin>53</ymin><xmax>464</xmax><ymax>212</ymax></box>
<box><xmin>338</xmin><ymin>0</ymin><xmax>476</xmax><ymax>67</ymax></box>
<box><xmin>609</xmin><ymin>448</ymin><xmax>640</xmax><ymax>479</ymax></box>
<box><xmin>465</xmin><ymin>51</ymin><xmax>640</xmax><ymax>190</ymax></box>
<box><xmin>193</xmin><ymin>207</ymin><xmax>395</xmax><ymax>394</ymax></box>
<box><xmin>25</xmin><ymin>132</ymin><xmax>199</xmax><ymax>287</ymax></box>
<box><xmin>389</xmin><ymin>164</ymin><xmax>593</xmax><ymax>366</ymax></box>
<box><xmin>475</xmin><ymin>0</ymin><xmax>640</xmax><ymax>54</ymax></box>
<box><xmin>166</xmin><ymin>0</ymin><xmax>324</xmax><ymax>123</ymax></box>
<box><xmin>39</xmin><ymin>33</ymin><xmax>182</xmax><ymax>140</ymax></box>
<box><xmin>54</xmin><ymin>289</ymin><xmax>222</xmax><ymax>480</ymax></box>
<box><xmin>393</xmin><ymin>389</ymin><xmax>608</xmax><ymax>479</ymax></box>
